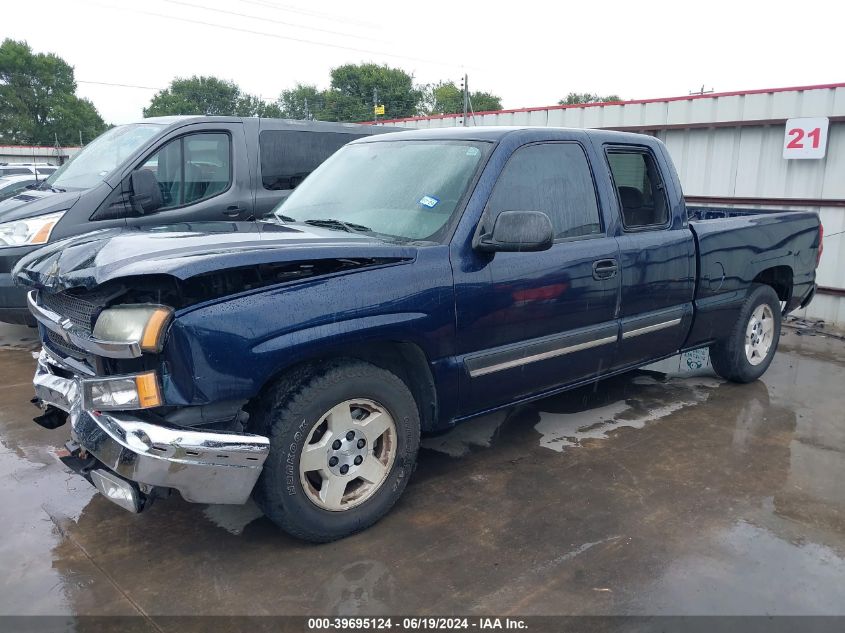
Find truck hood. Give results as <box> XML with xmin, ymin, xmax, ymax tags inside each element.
<box><xmin>0</xmin><ymin>187</ymin><xmax>82</xmax><ymax>223</ymax></box>
<box><xmin>13</xmin><ymin>221</ymin><xmax>417</xmax><ymax>292</ymax></box>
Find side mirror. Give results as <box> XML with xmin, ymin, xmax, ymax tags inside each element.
<box><xmin>475</xmin><ymin>210</ymin><xmax>554</xmax><ymax>253</ymax></box>
<box><xmin>130</xmin><ymin>169</ymin><xmax>162</xmax><ymax>214</ymax></box>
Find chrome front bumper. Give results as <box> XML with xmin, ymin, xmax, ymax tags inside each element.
<box><xmin>33</xmin><ymin>350</ymin><xmax>270</xmax><ymax>505</ymax></box>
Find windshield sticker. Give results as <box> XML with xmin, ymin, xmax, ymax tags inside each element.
<box><xmin>419</xmin><ymin>195</ymin><xmax>440</xmax><ymax>208</ymax></box>
<box><xmin>466</xmin><ymin>147</ymin><xmax>480</xmax><ymax>157</ymax></box>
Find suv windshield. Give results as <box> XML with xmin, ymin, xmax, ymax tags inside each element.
<box><xmin>46</xmin><ymin>123</ymin><xmax>165</xmax><ymax>190</ymax></box>
<box><xmin>274</xmin><ymin>140</ymin><xmax>489</xmax><ymax>242</ymax></box>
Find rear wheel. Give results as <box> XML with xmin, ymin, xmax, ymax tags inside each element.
<box><xmin>710</xmin><ymin>284</ymin><xmax>782</xmax><ymax>383</ymax></box>
<box><xmin>252</xmin><ymin>360</ymin><xmax>420</xmax><ymax>542</ymax></box>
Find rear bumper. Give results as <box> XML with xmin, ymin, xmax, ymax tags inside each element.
<box><xmin>33</xmin><ymin>350</ymin><xmax>270</xmax><ymax>505</ymax></box>
<box><xmin>799</xmin><ymin>283</ymin><xmax>816</xmax><ymax>310</ymax></box>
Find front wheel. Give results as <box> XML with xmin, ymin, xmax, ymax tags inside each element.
<box><xmin>710</xmin><ymin>284</ymin><xmax>782</xmax><ymax>383</ymax></box>
<box><xmin>252</xmin><ymin>360</ymin><xmax>420</xmax><ymax>542</ymax></box>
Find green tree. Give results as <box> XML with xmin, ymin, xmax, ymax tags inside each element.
<box><xmin>239</xmin><ymin>93</ymin><xmax>283</xmax><ymax>118</ymax></box>
<box><xmin>143</xmin><ymin>75</ymin><xmax>275</xmax><ymax>118</ymax></box>
<box><xmin>558</xmin><ymin>92</ymin><xmax>622</xmax><ymax>105</ymax></box>
<box><xmin>319</xmin><ymin>63</ymin><xmax>421</xmax><ymax>122</ymax></box>
<box><xmin>421</xmin><ymin>81</ymin><xmax>502</xmax><ymax>115</ymax></box>
<box><xmin>278</xmin><ymin>83</ymin><xmax>322</xmax><ymax>120</ymax></box>
<box><xmin>0</xmin><ymin>39</ymin><xmax>106</xmax><ymax>145</ymax></box>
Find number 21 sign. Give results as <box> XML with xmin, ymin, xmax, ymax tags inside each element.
<box><xmin>783</xmin><ymin>117</ymin><xmax>829</xmax><ymax>159</ymax></box>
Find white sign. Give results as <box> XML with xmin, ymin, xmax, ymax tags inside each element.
<box><xmin>783</xmin><ymin>117</ymin><xmax>829</xmax><ymax>159</ymax></box>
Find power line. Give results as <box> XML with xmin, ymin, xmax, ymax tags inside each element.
<box><xmin>236</xmin><ymin>0</ymin><xmax>380</xmax><ymax>30</ymax></box>
<box><xmin>77</xmin><ymin>80</ymin><xmax>161</xmax><ymax>90</ymax></box>
<box><xmin>83</xmin><ymin>0</ymin><xmax>459</xmax><ymax>69</ymax></box>
<box><xmin>164</xmin><ymin>0</ymin><xmax>394</xmax><ymax>45</ymax></box>
<box><xmin>6</xmin><ymin>73</ymin><xmax>162</xmax><ymax>91</ymax></box>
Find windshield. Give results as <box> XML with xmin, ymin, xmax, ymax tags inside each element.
<box><xmin>274</xmin><ymin>140</ymin><xmax>489</xmax><ymax>242</ymax></box>
<box><xmin>45</xmin><ymin>123</ymin><xmax>165</xmax><ymax>190</ymax></box>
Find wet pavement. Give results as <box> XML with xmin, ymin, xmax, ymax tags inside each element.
<box><xmin>1</xmin><ymin>323</ymin><xmax>844</xmax><ymax>618</ymax></box>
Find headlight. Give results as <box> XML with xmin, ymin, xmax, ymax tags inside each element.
<box><xmin>82</xmin><ymin>372</ymin><xmax>162</xmax><ymax>410</ymax></box>
<box><xmin>0</xmin><ymin>211</ymin><xmax>65</xmax><ymax>248</ymax></box>
<box><xmin>93</xmin><ymin>305</ymin><xmax>173</xmax><ymax>353</ymax></box>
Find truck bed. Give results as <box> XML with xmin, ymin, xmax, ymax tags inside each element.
<box><xmin>684</xmin><ymin>206</ymin><xmax>820</xmax><ymax>346</ymax></box>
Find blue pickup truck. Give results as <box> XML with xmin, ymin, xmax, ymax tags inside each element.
<box><xmin>15</xmin><ymin>127</ymin><xmax>821</xmax><ymax>542</ymax></box>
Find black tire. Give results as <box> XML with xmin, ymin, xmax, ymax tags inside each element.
<box><xmin>252</xmin><ymin>359</ymin><xmax>420</xmax><ymax>542</ymax></box>
<box><xmin>710</xmin><ymin>284</ymin><xmax>782</xmax><ymax>383</ymax></box>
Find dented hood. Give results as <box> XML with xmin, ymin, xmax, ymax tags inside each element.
<box><xmin>13</xmin><ymin>221</ymin><xmax>417</xmax><ymax>292</ymax></box>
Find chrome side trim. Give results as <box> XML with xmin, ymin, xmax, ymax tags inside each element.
<box><xmin>27</xmin><ymin>290</ymin><xmax>142</xmax><ymax>359</ymax></box>
<box><xmin>469</xmin><ymin>335</ymin><xmax>618</xmax><ymax>378</ymax></box>
<box><xmin>622</xmin><ymin>318</ymin><xmax>682</xmax><ymax>340</ymax></box>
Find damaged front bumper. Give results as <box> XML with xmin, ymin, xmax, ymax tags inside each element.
<box><xmin>33</xmin><ymin>350</ymin><xmax>270</xmax><ymax>509</ymax></box>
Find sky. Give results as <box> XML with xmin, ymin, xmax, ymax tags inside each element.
<box><xmin>3</xmin><ymin>0</ymin><xmax>844</xmax><ymax>125</ymax></box>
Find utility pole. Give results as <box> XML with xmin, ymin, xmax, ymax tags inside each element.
<box><xmin>689</xmin><ymin>84</ymin><xmax>714</xmax><ymax>96</ymax></box>
<box><xmin>54</xmin><ymin>133</ymin><xmax>62</xmax><ymax>167</ymax></box>
<box><xmin>373</xmin><ymin>86</ymin><xmax>378</xmax><ymax>123</ymax></box>
<box><xmin>79</xmin><ymin>130</ymin><xmax>83</xmax><ymax>147</ymax></box>
<box><xmin>462</xmin><ymin>74</ymin><xmax>469</xmax><ymax>128</ymax></box>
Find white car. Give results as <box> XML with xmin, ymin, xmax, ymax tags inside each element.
<box><xmin>0</xmin><ymin>163</ymin><xmax>57</xmax><ymax>178</ymax></box>
<box><xmin>0</xmin><ymin>174</ymin><xmax>39</xmax><ymax>201</ymax></box>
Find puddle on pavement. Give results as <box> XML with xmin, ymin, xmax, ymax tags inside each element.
<box><xmin>422</xmin><ymin>372</ymin><xmax>722</xmax><ymax>457</ymax></box>
<box><xmin>421</xmin><ymin>411</ymin><xmax>509</xmax><ymax>457</ymax></box>
<box><xmin>645</xmin><ymin>519</ymin><xmax>845</xmax><ymax>615</ymax></box>
<box><xmin>0</xmin><ymin>324</ymin><xmax>40</xmax><ymax>352</ymax></box>
<box><xmin>202</xmin><ymin>499</ymin><xmax>265</xmax><ymax>535</ymax></box>
<box><xmin>1</xmin><ymin>335</ymin><xmax>845</xmax><ymax>617</ymax></box>
<box><xmin>315</xmin><ymin>560</ymin><xmax>398</xmax><ymax>615</ymax></box>
<box><xmin>534</xmin><ymin>375</ymin><xmax>721</xmax><ymax>452</ymax></box>
<box><xmin>0</xmin><ymin>447</ymin><xmax>99</xmax><ymax>615</ymax></box>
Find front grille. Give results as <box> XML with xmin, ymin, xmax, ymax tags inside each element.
<box><xmin>38</xmin><ymin>289</ymin><xmax>114</xmax><ymax>369</ymax></box>
<box><xmin>45</xmin><ymin>329</ymin><xmax>89</xmax><ymax>361</ymax></box>
<box><xmin>40</xmin><ymin>291</ymin><xmax>101</xmax><ymax>332</ymax></box>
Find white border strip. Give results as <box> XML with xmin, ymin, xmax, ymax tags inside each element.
<box><xmin>621</xmin><ymin>318</ymin><xmax>682</xmax><ymax>340</ymax></box>
<box><xmin>468</xmin><ymin>335</ymin><xmax>617</xmax><ymax>378</ymax></box>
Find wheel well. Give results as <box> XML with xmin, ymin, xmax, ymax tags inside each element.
<box><xmin>753</xmin><ymin>266</ymin><xmax>793</xmax><ymax>302</ymax></box>
<box><xmin>252</xmin><ymin>341</ymin><xmax>439</xmax><ymax>432</ymax></box>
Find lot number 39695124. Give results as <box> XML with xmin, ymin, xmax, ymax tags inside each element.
<box><xmin>783</xmin><ymin>117</ymin><xmax>830</xmax><ymax>159</ymax></box>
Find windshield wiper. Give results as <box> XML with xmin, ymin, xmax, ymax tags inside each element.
<box><xmin>303</xmin><ymin>218</ymin><xmax>373</xmax><ymax>234</ymax></box>
<box><xmin>34</xmin><ymin>181</ymin><xmax>65</xmax><ymax>193</ymax></box>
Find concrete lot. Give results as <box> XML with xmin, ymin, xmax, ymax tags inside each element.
<box><xmin>1</xmin><ymin>322</ymin><xmax>844</xmax><ymax>619</ymax></box>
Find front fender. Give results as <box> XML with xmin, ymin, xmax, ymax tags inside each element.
<box><xmin>159</xmin><ymin>247</ymin><xmax>455</xmax><ymax>407</ymax></box>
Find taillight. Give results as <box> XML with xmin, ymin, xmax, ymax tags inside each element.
<box><xmin>817</xmin><ymin>223</ymin><xmax>824</xmax><ymax>268</ymax></box>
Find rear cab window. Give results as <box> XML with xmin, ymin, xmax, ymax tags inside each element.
<box><xmin>259</xmin><ymin>130</ymin><xmax>368</xmax><ymax>191</ymax></box>
<box><xmin>606</xmin><ymin>147</ymin><xmax>669</xmax><ymax>230</ymax></box>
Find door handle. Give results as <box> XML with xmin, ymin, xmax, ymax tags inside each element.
<box><xmin>223</xmin><ymin>206</ymin><xmax>243</xmax><ymax>217</ymax></box>
<box><xmin>592</xmin><ymin>259</ymin><xmax>618</xmax><ymax>280</ymax></box>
